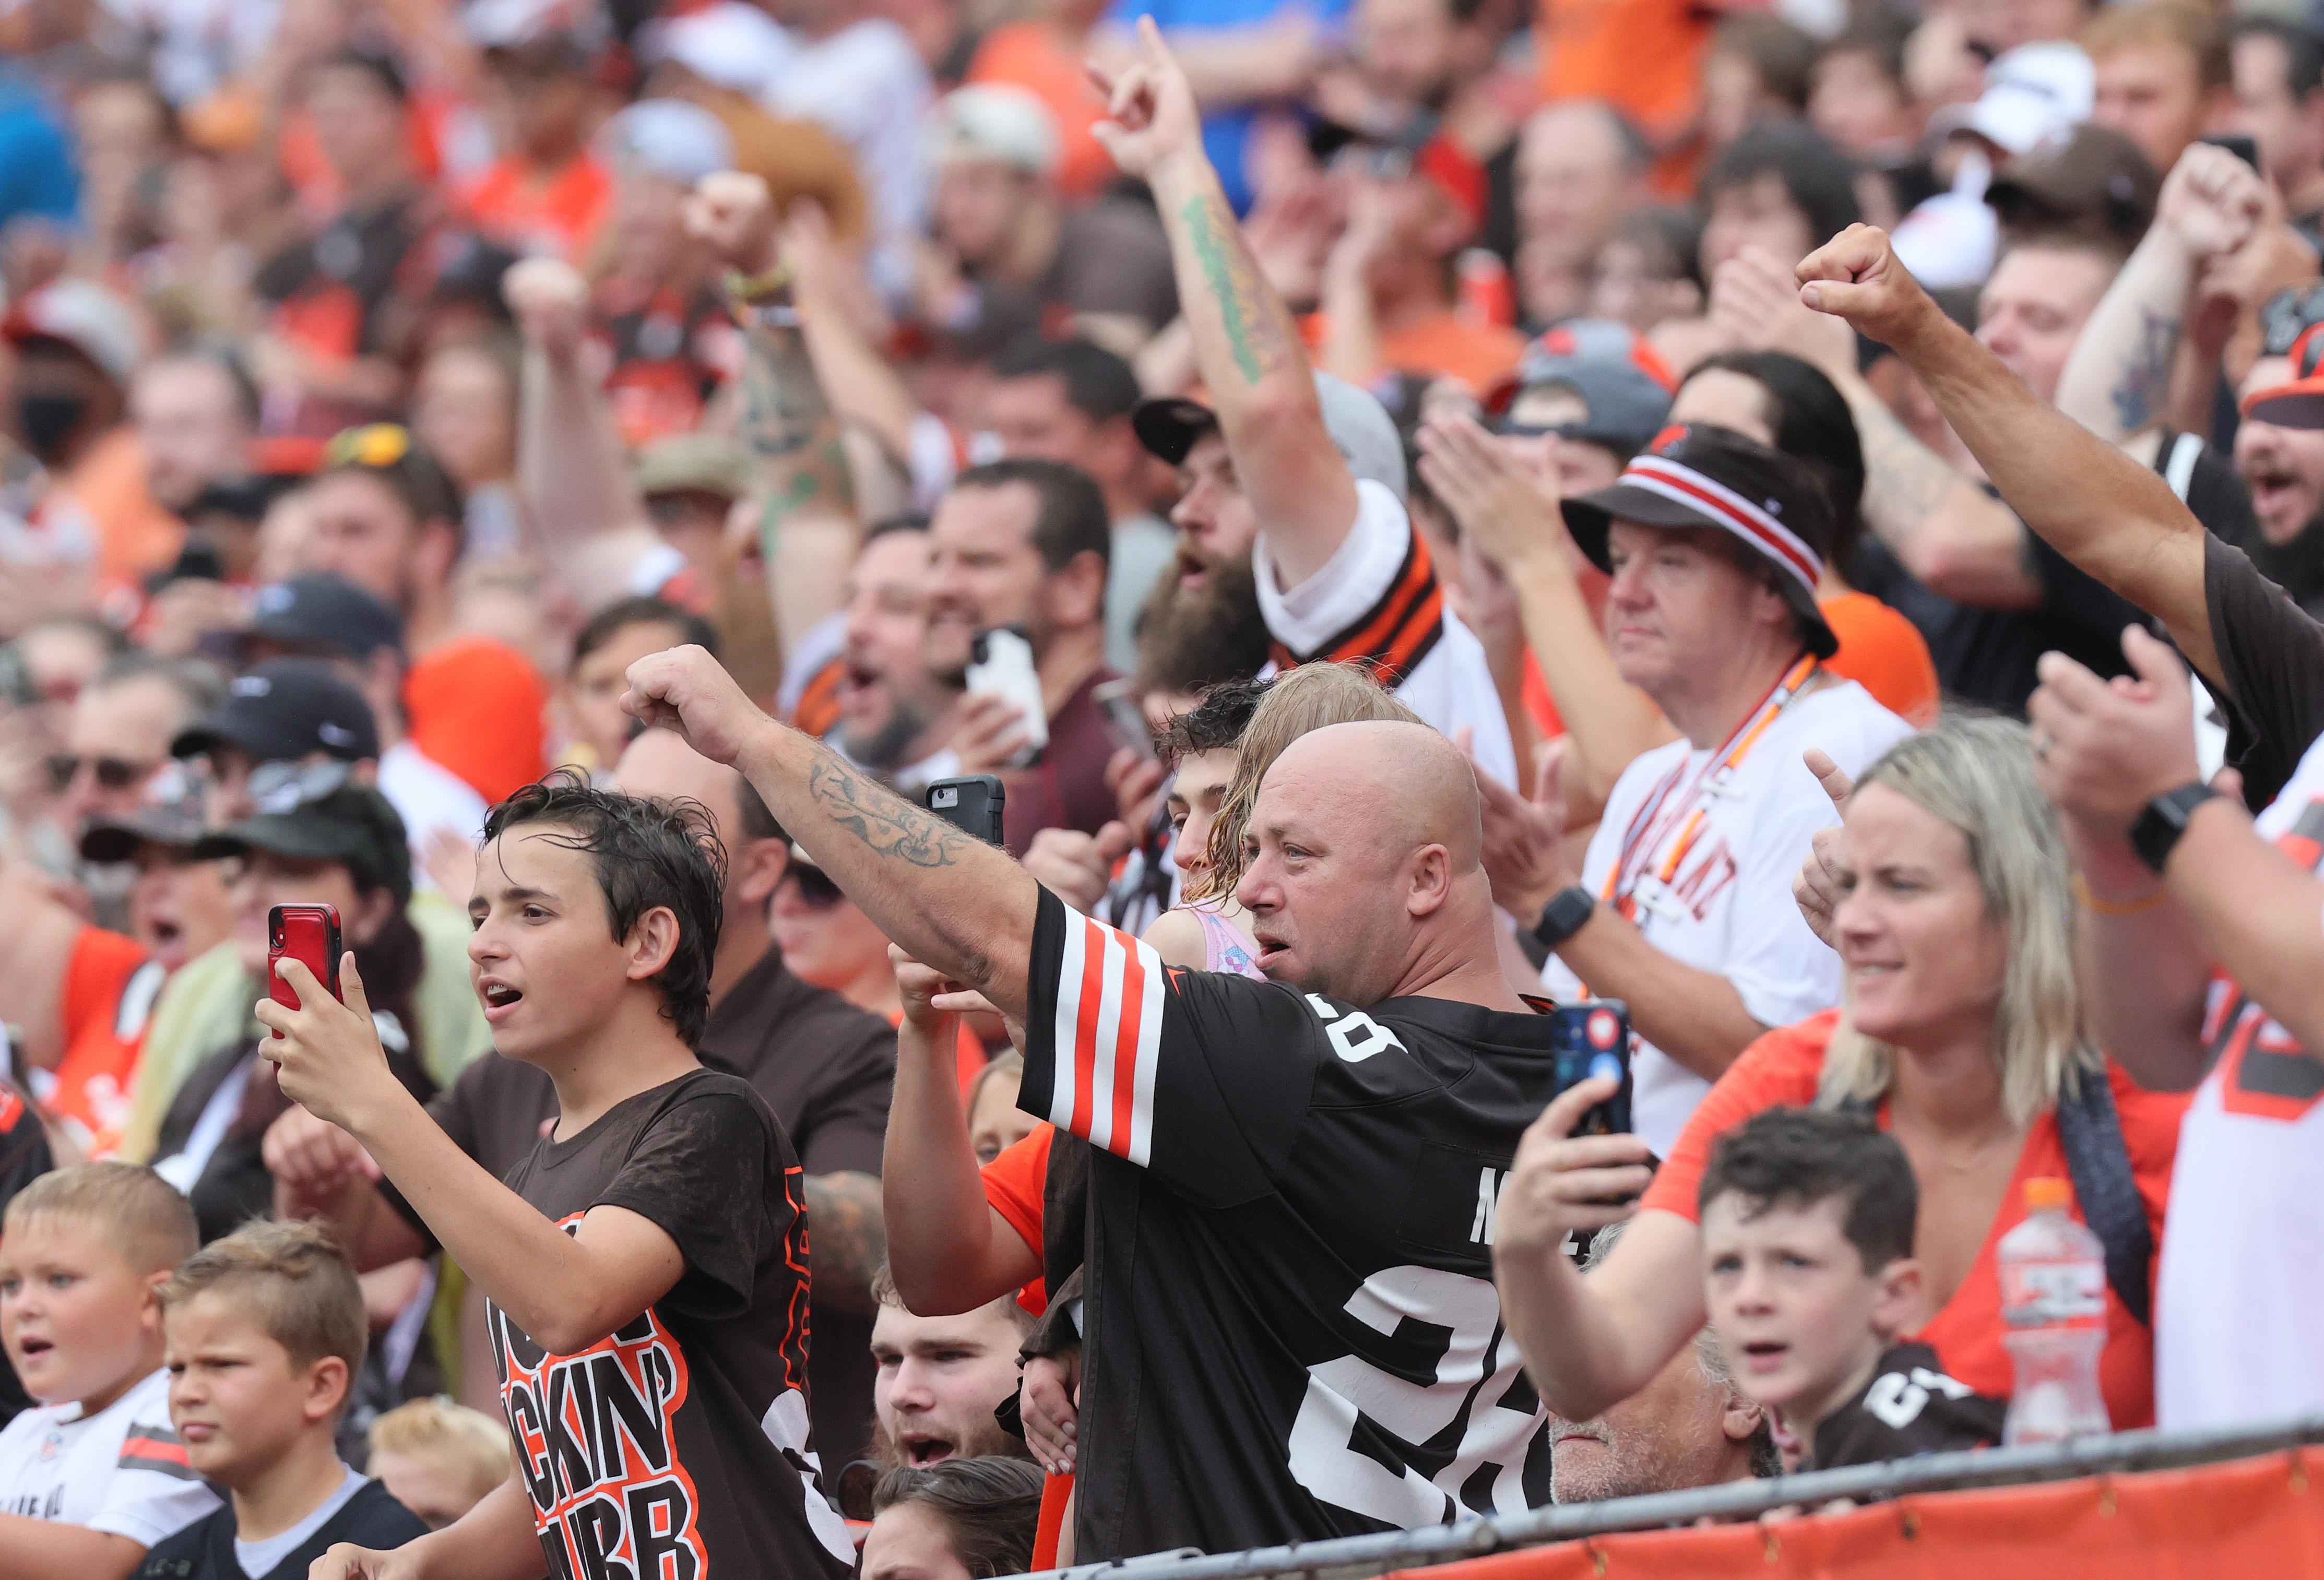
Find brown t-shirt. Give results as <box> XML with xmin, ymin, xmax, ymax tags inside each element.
<box><xmin>2205</xmin><ymin>532</ymin><xmax>2324</xmax><ymax>811</ymax></box>
<box><xmin>414</xmin><ymin>947</ymin><xmax>896</xmax><ymax>1467</ymax></box>
<box><xmin>490</xmin><ymin>1067</ymin><xmax>854</xmax><ymax>1578</ymax></box>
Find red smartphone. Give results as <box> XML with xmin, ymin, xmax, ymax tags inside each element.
<box><xmin>267</xmin><ymin>904</ymin><xmax>343</xmax><ymax>1036</ymax></box>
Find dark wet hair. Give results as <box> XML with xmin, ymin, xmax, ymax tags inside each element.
<box><xmin>871</xmin><ymin>1457</ymin><xmax>1044</xmax><ymax>1579</ymax></box>
<box><xmin>483</xmin><ymin>770</ymin><xmax>727</xmax><ymax>1047</ymax></box>
<box><xmin>1699</xmin><ymin>1106</ymin><xmax>1918</xmax><ymax>1274</ymax></box>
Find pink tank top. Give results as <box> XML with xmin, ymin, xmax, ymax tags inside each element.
<box><xmin>1188</xmin><ymin>906</ymin><xmax>1265</xmax><ymax>979</ymax></box>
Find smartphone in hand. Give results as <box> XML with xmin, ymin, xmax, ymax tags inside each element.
<box><xmin>267</xmin><ymin>904</ymin><xmax>343</xmax><ymax>1037</ymax></box>
<box><xmin>926</xmin><ymin>775</ymin><xmax>1008</xmax><ymax>847</ymax></box>
<box><xmin>965</xmin><ymin>628</ymin><xmax>1048</xmax><ymax>767</ymax></box>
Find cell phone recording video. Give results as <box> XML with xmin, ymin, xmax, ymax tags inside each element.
<box><xmin>925</xmin><ymin>775</ymin><xmax>1007</xmax><ymax>847</ymax></box>
<box><xmin>266</xmin><ymin>904</ymin><xmax>344</xmax><ymax>1037</ymax></box>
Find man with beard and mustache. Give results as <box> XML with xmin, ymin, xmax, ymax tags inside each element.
<box><xmin>828</xmin><ymin>519</ymin><xmax>965</xmax><ymax>791</ymax></box>
<box><xmin>1130</xmin><ymin>369</ymin><xmax>1518</xmax><ymax>790</ymax></box>
<box><xmin>867</xmin><ymin>1267</ymin><xmax>1033</xmax><ymax>1473</ymax></box>
<box><xmin>2232</xmin><ymin>338</ymin><xmax>2324</xmax><ymax>619</ymax></box>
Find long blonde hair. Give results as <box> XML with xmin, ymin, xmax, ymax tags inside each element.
<box><xmin>1180</xmin><ymin>662</ymin><xmax>1424</xmax><ymax>903</ymax></box>
<box><xmin>1816</xmin><ymin>714</ymin><xmax>2098</xmax><ymax>1127</ymax></box>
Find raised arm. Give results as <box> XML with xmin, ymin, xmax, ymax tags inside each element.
<box><xmin>2055</xmin><ymin>145</ymin><xmax>2265</xmax><ymax>444</ymax></box>
<box><xmin>1094</xmin><ymin>20</ymin><xmax>1359</xmax><ymax>588</ymax></box>
<box><xmin>506</xmin><ymin>258</ymin><xmax>663</xmax><ymax>588</ymax></box>
<box><xmin>686</xmin><ymin>174</ymin><xmax>862</xmax><ymax>666</ymax></box>
<box><xmin>883</xmin><ymin>953</ymin><xmax>1042</xmax><ymax>1314</ymax></box>
<box><xmin>1491</xmin><ymin>1081</ymin><xmax>1704</xmax><ymax>1419</ymax></box>
<box><xmin>1797</xmin><ymin>225</ymin><xmax>2220</xmax><ymax>681</ymax></box>
<box><xmin>1713</xmin><ymin>246</ymin><xmax>2038</xmax><ymax>609</ymax></box>
<box><xmin>625</xmin><ymin>646</ymin><xmax>1041</xmax><ymax>1018</ymax></box>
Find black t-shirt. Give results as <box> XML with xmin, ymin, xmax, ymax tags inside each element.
<box><xmin>1798</xmin><ymin>1342</ymin><xmax>2007</xmax><ymax>1474</ymax></box>
<box><xmin>2203</xmin><ymin>532</ymin><xmax>2324</xmax><ymax>811</ymax></box>
<box><xmin>490</xmin><ymin>1068</ymin><xmax>852</xmax><ymax>1579</ymax></box>
<box><xmin>414</xmin><ymin>946</ymin><xmax>895</xmax><ymax>1468</ymax></box>
<box><xmin>1853</xmin><ymin>434</ymin><xmax>2254</xmax><ymax>716</ymax></box>
<box><xmin>134</xmin><ymin>1478</ymin><xmax>426</xmax><ymax>1580</ymax></box>
<box><xmin>254</xmin><ymin>192</ymin><xmax>426</xmax><ymax>361</ymax></box>
<box><xmin>1019</xmin><ymin>889</ymin><xmax>1558</xmax><ymax>1561</ymax></box>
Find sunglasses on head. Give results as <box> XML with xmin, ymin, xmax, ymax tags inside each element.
<box><xmin>48</xmin><ymin>754</ymin><xmax>155</xmax><ymax>793</ymax></box>
<box><xmin>250</xmin><ymin>757</ymin><xmax>353</xmax><ymax>815</ymax></box>
<box><xmin>324</xmin><ymin>422</ymin><xmax>413</xmax><ymax>470</ymax></box>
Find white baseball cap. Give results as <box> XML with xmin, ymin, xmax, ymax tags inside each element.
<box><xmin>928</xmin><ymin>84</ymin><xmax>1059</xmax><ymax>177</ymax></box>
<box><xmin>1932</xmin><ymin>42</ymin><xmax>2095</xmax><ymax>159</ymax></box>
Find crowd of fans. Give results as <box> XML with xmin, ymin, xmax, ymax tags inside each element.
<box><xmin>3</xmin><ymin>0</ymin><xmax>2324</xmax><ymax>1572</ymax></box>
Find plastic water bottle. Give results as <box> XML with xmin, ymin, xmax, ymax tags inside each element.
<box><xmin>1996</xmin><ymin>1177</ymin><xmax>2112</xmax><ymax>1446</ymax></box>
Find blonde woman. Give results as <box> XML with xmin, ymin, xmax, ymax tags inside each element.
<box><xmin>1143</xmin><ymin>663</ymin><xmax>1421</xmax><ymax>973</ymax></box>
<box><xmin>1493</xmin><ymin>715</ymin><xmax>2188</xmax><ymax>1435</ymax></box>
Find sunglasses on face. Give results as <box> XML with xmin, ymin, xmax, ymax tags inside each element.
<box><xmin>48</xmin><ymin>754</ymin><xmax>156</xmax><ymax>793</ymax></box>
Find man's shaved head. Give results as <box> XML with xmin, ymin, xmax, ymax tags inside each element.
<box><xmin>1235</xmin><ymin>720</ymin><xmax>1496</xmax><ymax>1004</ymax></box>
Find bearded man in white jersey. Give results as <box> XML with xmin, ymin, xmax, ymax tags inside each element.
<box><xmin>1484</xmin><ymin>423</ymin><xmax>1913</xmax><ymax>1156</ymax></box>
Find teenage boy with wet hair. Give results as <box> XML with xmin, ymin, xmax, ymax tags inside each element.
<box><xmin>258</xmin><ymin>772</ymin><xmax>852</xmax><ymax>1580</ymax></box>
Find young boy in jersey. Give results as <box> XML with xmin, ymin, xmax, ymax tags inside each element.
<box><xmin>1700</xmin><ymin>1108</ymin><xmax>2004</xmax><ymax>1471</ymax></box>
<box><xmin>0</xmin><ymin>1164</ymin><xmax>218</xmax><ymax>1578</ymax></box>
<box><xmin>256</xmin><ymin>773</ymin><xmax>853</xmax><ymax>1580</ymax></box>
<box><xmin>138</xmin><ymin>1220</ymin><xmax>428</xmax><ymax>1578</ymax></box>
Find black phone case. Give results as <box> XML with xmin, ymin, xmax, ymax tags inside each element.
<box><xmin>926</xmin><ymin>775</ymin><xmax>1008</xmax><ymax>847</ymax></box>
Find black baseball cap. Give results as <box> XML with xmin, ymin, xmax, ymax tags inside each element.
<box><xmin>171</xmin><ymin>658</ymin><xmax>381</xmax><ymax>765</ymax></box>
<box><xmin>1562</xmin><ymin>424</ymin><xmax>1839</xmax><ymax>659</ymax></box>
<box><xmin>78</xmin><ymin>760</ymin><xmax>208</xmax><ymax>864</ymax></box>
<box><xmin>192</xmin><ymin>782</ymin><xmax>412</xmax><ymax>906</ymax></box>
<box><xmin>243</xmin><ymin>575</ymin><xmax>406</xmax><ymax>663</ymax></box>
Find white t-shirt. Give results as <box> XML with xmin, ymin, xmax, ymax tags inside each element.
<box><xmin>1254</xmin><ymin>479</ymin><xmax>1521</xmax><ymax>792</ymax></box>
<box><xmin>763</xmin><ymin>19</ymin><xmax>932</xmax><ymax>254</ymax></box>
<box><xmin>1542</xmin><ymin>679</ymin><xmax>1913</xmax><ymax>1156</ymax></box>
<box><xmin>378</xmin><ymin>741</ymin><xmax>489</xmax><ymax>892</ymax></box>
<box><xmin>2156</xmin><ymin>728</ymin><xmax>2324</xmax><ymax>1430</ymax></box>
<box><xmin>0</xmin><ymin>1368</ymin><xmax>220</xmax><ymax>1547</ymax></box>
<box><xmin>233</xmin><ymin>1466</ymin><xmax>366</xmax><ymax>1578</ymax></box>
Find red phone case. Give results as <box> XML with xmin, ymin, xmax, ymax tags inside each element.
<box><xmin>268</xmin><ymin>905</ymin><xmax>343</xmax><ymax>1035</ymax></box>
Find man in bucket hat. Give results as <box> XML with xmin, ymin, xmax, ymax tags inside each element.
<box><xmin>1478</xmin><ymin>423</ymin><xmax>1914</xmax><ymax>1156</ymax></box>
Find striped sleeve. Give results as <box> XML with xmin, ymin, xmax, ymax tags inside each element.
<box><xmin>116</xmin><ymin>1426</ymin><xmax>197</xmax><ymax>1480</ymax></box>
<box><xmin>88</xmin><ymin>1417</ymin><xmax>220</xmax><ymax>1547</ymax></box>
<box><xmin>1019</xmin><ymin>890</ymin><xmax>1322</xmax><ymax>1204</ymax></box>
<box><xmin>1038</xmin><ymin>896</ymin><xmax>1168</xmax><ymax>1167</ymax></box>
<box><xmin>1254</xmin><ymin>480</ymin><xmax>1445</xmax><ymax>688</ymax></box>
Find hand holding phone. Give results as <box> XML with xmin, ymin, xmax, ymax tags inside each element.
<box><xmin>964</xmin><ymin>628</ymin><xmax>1047</xmax><ymax>768</ymax></box>
<box><xmin>926</xmin><ymin>775</ymin><xmax>1007</xmax><ymax>846</ymax></box>
<box><xmin>267</xmin><ymin>905</ymin><xmax>344</xmax><ymax>1037</ymax></box>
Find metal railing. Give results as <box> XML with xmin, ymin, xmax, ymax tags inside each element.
<box><xmin>1027</xmin><ymin>1413</ymin><xmax>2324</xmax><ymax>1580</ymax></box>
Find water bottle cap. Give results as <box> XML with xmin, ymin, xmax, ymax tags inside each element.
<box><xmin>2024</xmin><ymin>1176</ymin><xmax>2071</xmax><ymax>1210</ymax></box>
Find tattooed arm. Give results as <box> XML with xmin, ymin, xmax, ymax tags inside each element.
<box><xmin>626</xmin><ymin>646</ymin><xmax>1042</xmax><ymax>1017</ymax></box>
<box><xmin>1844</xmin><ymin>377</ymin><xmax>2042</xmax><ymax>608</ymax></box>
<box><xmin>803</xmin><ymin>1170</ymin><xmax>886</xmax><ymax>1316</ymax></box>
<box><xmin>2056</xmin><ymin>144</ymin><xmax>2265</xmax><ymax>444</ymax></box>
<box><xmin>1095</xmin><ymin>19</ymin><xmax>1359</xmax><ymax>588</ymax></box>
<box><xmin>686</xmin><ymin>173</ymin><xmax>861</xmax><ymax>665</ymax></box>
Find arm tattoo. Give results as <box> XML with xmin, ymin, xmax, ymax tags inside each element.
<box><xmin>808</xmin><ymin>755</ymin><xmax>968</xmax><ymax>869</ymax></box>
<box><xmin>2111</xmin><ymin>305</ymin><xmax>2182</xmax><ymax>436</ymax></box>
<box><xmin>802</xmin><ymin>1171</ymin><xmax>886</xmax><ymax>1317</ymax></box>
<box><xmin>1856</xmin><ymin>400</ymin><xmax>1959</xmax><ymax>545</ymax></box>
<box><xmin>741</xmin><ymin>318</ymin><xmax>853</xmax><ymax>560</ymax></box>
<box><xmin>1180</xmin><ymin>193</ymin><xmax>1296</xmax><ymax>387</ymax></box>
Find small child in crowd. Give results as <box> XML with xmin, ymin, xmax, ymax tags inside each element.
<box><xmin>136</xmin><ymin>1220</ymin><xmax>428</xmax><ymax>1578</ymax></box>
<box><xmin>0</xmin><ymin>1164</ymin><xmax>219</xmax><ymax>1578</ymax></box>
<box><xmin>364</xmin><ymin>1398</ymin><xmax>511</xmax><ymax>1532</ymax></box>
<box><xmin>1699</xmin><ymin>1108</ymin><xmax>2005</xmax><ymax>1472</ymax></box>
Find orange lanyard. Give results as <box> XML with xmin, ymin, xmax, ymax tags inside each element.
<box><xmin>1601</xmin><ymin>657</ymin><xmax>1820</xmax><ymax>924</ymax></box>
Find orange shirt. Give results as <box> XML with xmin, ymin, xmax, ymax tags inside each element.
<box><xmin>461</xmin><ymin>153</ymin><xmax>614</xmax><ymax>264</ymax></box>
<box><xmin>1822</xmin><ymin>590</ymin><xmax>1941</xmax><ymax>727</ymax></box>
<box><xmin>1536</xmin><ymin>0</ymin><xmax>1708</xmax><ymax>150</ymax></box>
<box><xmin>404</xmin><ymin>635</ymin><xmax>550</xmax><ymax>803</ymax></box>
<box><xmin>1641</xmin><ymin>1009</ymin><xmax>2188</xmax><ymax>1431</ymax></box>
<box><xmin>981</xmin><ymin>1123</ymin><xmax>1052</xmax><ymax>1318</ymax></box>
<box><xmin>967</xmin><ymin>25</ymin><xmax>1116</xmax><ymax>203</ymax></box>
<box><xmin>46</xmin><ymin>926</ymin><xmax>153</xmax><ymax>1162</ymax></box>
<box><xmin>1382</xmin><ymin>312</ymin><xmax>1527</xmax><ymax>393</ymax></box>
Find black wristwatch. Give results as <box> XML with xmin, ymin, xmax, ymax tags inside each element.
<box><xmin>1532</xmin><ymin>885</ymin><xmax>1598</xmax><ymax>949</ymax></box>
<box><xmin>2129</xmin><ymin>782</ymin><xmax>2221</xmax><ymax>874</ymax></box>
